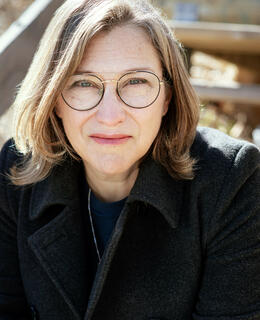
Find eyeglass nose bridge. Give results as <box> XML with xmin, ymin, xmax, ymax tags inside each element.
<box><xmin>102</xmin><ymin>79</ymin><xmax>118</xmax><ymax>83</ymax></box>
<box><xmin>101</xmin><ymin>79</ymin><xmax>118</xmax><ymax>86</ymax></box>
<box><xmin>99</xmin><ymin>79</ymin><xmax>120</xmax><ymax>96</ymax></box>
<box><xmin>99</xmin><ymin>79</ymin><xmax>121</xmax><ymax>102</ymax></box>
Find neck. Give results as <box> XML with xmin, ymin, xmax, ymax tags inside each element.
<box><xmin>84</xmin><ymin>164</ymin><xmax>139</xmax><ymax>203</ymax></box>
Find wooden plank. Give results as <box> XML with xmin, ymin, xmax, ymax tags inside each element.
<box><xmin>170</xmin><ymin>21</ymin><xmax>260</xmax><ymax>55</ymax></box>
<box><xmin>191</xmin><ymin>79</ymin><xmax>260</xmax><ymax>106</ymax></box>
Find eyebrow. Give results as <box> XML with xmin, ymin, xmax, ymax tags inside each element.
<box><xmin>73</xmin><ymin>67</ymin><xmax>156</xmax><ymax>75</ymax></box>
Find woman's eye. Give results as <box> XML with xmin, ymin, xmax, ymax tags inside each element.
<box><xmin>128</xmin><ymin>78</ymin><xmax>147</xmax><ymax>85</ymax></box>
<box><xmin>74</xmin><ymin>81</ymin><xmax>93</xmax><ymax>88</ymax></box>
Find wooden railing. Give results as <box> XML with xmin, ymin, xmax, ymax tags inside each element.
<box><xmin>171</xmin><ymin>21</ymin><xmax>260</xmax><ymax>55</ymax></box>
<box><xmin>172</xmin><ymin>21</ymin><xmax>260</xmax><ymax>107</ymax></box>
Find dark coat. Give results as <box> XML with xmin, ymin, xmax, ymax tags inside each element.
<box><xmin>0</xmin><ymin>127</ymin><xmax>260</xmax><ymax>320</ymax></box>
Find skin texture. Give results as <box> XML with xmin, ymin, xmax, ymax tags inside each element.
<box><xmin>56</xmin><ymin>25</ymin><xmax>171</xmax><ymax>202</ymax></box>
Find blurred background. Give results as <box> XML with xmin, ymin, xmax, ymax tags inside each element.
<box><xmin>0</xmin><ymin>0</ymin><xmax>260</xmax><ymax>148</ymax></box>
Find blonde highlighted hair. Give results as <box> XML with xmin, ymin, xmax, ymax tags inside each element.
<box><xmin>10</xmin><ymin>0</ymin><xmax>200</xmax><ymax>185</ymax></box>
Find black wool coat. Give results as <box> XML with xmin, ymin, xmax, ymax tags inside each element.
<box><xmin>0</xmin><ymin>127</ymin><xmax>260</xmax><ymax>320</ymax></box>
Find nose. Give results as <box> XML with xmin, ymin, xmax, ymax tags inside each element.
<box><xmin>95</xmin><ymin>84</ymin><xmax>126</xmax><ymax>126</ymax></box>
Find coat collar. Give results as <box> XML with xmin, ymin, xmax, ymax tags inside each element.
<box><xmin>27</xmin><ymin>155</ymin><xmax>185</xmax><ymax>319</ymax></box>
<box><xmin>128</xmin><ymin>156</ymin><xmax>185</xmax><ymax>228</ymax></box>
<box><xmin>29</xmin><ymin>157</ymin><xmax>82</xmax><ymax>221</ymax></box>
<box><xmin>29</xmin><ymin>155</ymin><xmax>184</xmax><ymax>229</ymax></box>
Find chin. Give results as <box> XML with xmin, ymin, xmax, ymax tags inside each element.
<box><xmin>98</xmin><ymin>162</ymin><xmax>132</xmax><ymax>176</ymax></box>
<box><xmin>94</xmin><ymin>155</ymin><xmax>139</xmax><ymax>176</ymax></box>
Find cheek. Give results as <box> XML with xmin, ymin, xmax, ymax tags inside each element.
<box><xmin>56</xmin><ymin>97</ymin><xmax>86</xmax><ymax>125</ymax></box>
<box><xmin>56</xmin><ymin>107</ymin><xmax>90</xmax><ymax>147</ymax></box>
<box><xmin>60</xmin><ymin>113</ymin><xmax>78</xmax><ymax>135</ymax></box>
<box><xmin>56</xmin><ymin>99</ymin><xmax>88</xmax><ymax>131</ymax></box>
<box><xmin>137</xmin><ymin>106</ymin><xmax>165</xmax><ymax>144</ymax></box>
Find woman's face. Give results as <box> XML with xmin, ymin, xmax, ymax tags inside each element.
<box><xmin>56</xmin><ymin>25</ymin><xmax>171</xmax><ymax>178</ymax></box>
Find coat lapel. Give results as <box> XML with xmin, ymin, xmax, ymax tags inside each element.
<box><xmin>27</xmin><ymin>159</ymin><xmax>90</xmax><ymax>320</ymax></box>
<box><xmin>128</xmin><ymin>156</ymin><xmax>184</xmax><ymax>228</ymax></box>
<box><xmin>85</xmin><ymin>157</ymin><xmax>185</xmax><ymax>319</ymax></box>
<box><xmin>84</xmin><ymin>201</ymin><xmax>131</xmax><ymax>319</ymax></box>
<box><xmin>26</xmin><ymin>155</ymin><xmax>184</xmax><ymax>320</ymax></box>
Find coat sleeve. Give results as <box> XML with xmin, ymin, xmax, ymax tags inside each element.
<box><xmin>0</xmin><ymin>140</ymin><xmax>31</xmax><ymax>319</ymax></box>
<box><xmin>193</xmin><ymin>143</ymin><xmax>260</xmax><ymax>319</ymax></box>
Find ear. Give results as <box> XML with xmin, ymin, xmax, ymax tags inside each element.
<box><xmin>54</xmin><ymin>107</ymin><xmax>62</xmax><ymax>119</ymax></box>
<box><xmin>54</xmin><ymin>97</ymin><xmax>63</xmax><ymax>119</ymax></box>
<box><xmin>162</xmin><ymin>88</ymin><xmax>172</xmax><ymax>116</ymax></box>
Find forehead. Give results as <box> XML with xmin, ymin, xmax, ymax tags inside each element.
<box><xmin>77</xmin><ymin>25</ymin><xmax>162</xmax><ymax>76</ymax></box>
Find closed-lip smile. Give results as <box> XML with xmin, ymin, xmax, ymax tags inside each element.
<box><xmin>89</xmin><ymin>133</ymin><xmax>132</xmax><ymax>145</ymax></box>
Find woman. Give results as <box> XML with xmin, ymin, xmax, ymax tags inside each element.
<box><xmin>0</xmin><ymin>0</ymin><xmax>259</xmax><ymax>319</ymax></box>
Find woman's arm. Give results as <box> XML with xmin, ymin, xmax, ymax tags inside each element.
<box><xmin>0</xmin><ymin>140</ymin><xmax>31</xmax><ymax>319</ymax></box>
<box><xmin>193</xmin><ymin>143</ymin><xmax>260</xmax><ymax>319</ymax></box>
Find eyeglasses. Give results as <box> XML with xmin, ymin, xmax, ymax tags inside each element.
<box><xmin>61</xmin><ymin>70</ymin><xmax>165</xmax><ymax>111</ymax></box>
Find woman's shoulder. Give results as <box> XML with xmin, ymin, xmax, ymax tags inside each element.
<box><xmin>192</xmin><ymin>126</ymin><xmax>260</xmax><ymax>174</ymax></box>
<box><xmin>0</xmin><ymin>138</ymin><xmax>25</xmax><ymax>218</ymax></box>
<box><xmin>0</xmin><ymin>138</ymin><xmax>22</xmax><ymax>174</ymax></box>
<box><xmin>190</xmin><ymin>127</ymin><xmax>260</xmax><ymax>227</ymax></box>
<box><xmin>189</xmin><ymin>127</ymin><xmax>260</xmax><ymax>213</ymax></box>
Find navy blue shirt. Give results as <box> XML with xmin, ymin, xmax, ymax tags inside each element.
<box><xmin>79</xmin><ymin>170</ymin><xmax>126</xmax><ymax>260</ymax></box>
<box><xmin>79</xmin><ymin>172</ymin><xmax>125</xmax><ymax>304</ymax></box>
<box><xmin>90</xmin><ymin>192</ymin><xmax>126</xmax><ymax>255</ymax></box>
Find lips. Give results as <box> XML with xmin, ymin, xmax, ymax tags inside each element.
<box><xmin>89</xmin><ymin>133</ymin><xmax>131</xmax><ymax>145</ymax></box>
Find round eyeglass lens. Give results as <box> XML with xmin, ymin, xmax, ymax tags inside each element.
<box><xmin>118</xmin><ymin>71</ymin><xmax>160</xmax><ymax>108</ymax></box>
<box><xmin>62</xmin><ymin>74</ymin><xmax>103</xmax><ymax>111</ymax></box>
<box><xmin>61</xmin><ymin>71</ymin><xmax>161</xmax><ymax>110</ymax></box>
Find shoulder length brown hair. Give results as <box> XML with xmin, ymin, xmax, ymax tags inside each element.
<box><xmin>10</xmin><ymin>0</ymin><xmax>200</xmax><ymax>185</ymax></box>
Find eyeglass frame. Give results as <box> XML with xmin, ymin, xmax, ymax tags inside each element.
<box><xmin>61</xmin><ymin>70</ymin><xmax>166</xmax><ymax>111</ymax></box>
